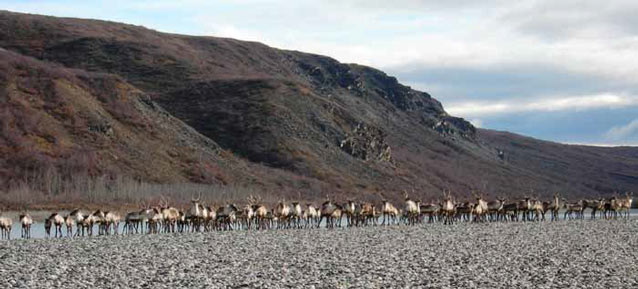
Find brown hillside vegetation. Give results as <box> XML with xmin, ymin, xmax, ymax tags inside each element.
<box><xmin>0</xmin><ymin>10</ymin><xmax>637</xmax><ymax>206</ymax></box>
<box><xmin>0</xmin><ymin>49</ymin><xmax>330</xmax><ymax>208</ymax></box>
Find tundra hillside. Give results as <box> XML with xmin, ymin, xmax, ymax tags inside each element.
<box><xmin>0</xmin><ymin>11</ymin><xmax>637</xmax><ymax>207</ymax></box>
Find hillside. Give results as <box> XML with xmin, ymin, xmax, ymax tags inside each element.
<box><xmin>0</xmin><ymin>48</ymin><xmax>275</xmax><ymax>188</ymax></box>
<box><xmin>1</xmin><ymin>10</ymin><xmax>637</xmax><ymax>204</ymax></box>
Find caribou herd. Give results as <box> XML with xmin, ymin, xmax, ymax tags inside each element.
<box><xmin>0</xmin><ymin>191</ymin><xmax>633</xmax><ymax>240</ymax></box>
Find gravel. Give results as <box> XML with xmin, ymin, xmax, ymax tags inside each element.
<box><xmin>0</xmin><ymin>219</ymin><xmax>637</xmax><ymax>288</ymax></box>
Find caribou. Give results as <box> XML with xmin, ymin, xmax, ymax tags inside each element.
<box><xmin>472</xmin><ymin>192</ymin><xmax>489</xmax><ymax>223</ymax></box>
<box><xmin>64</xmin><ymin>215</ymin><xmax>75</xmax><ymax>237</ymax></box>
<box><xmin>253</xmin><ymin>203</ymin><xmax>269</xmax><ymax>230</ymax></box>
<box><xmin>404</xmin><ymin>193</ymin><xmax>420</xmax><ymax>225</ymax></box>
<box><xmin>186</xmin><ymin>193</ymin><xmax>206</xmax><ymax>232</ymax></box>
<box><xmin>455</xmin><ymin>202</ymin><xmax>474</xmax><ymax>222</ymax></box>
<box><xmin>518</xmin><ymin>197</ymin><xmax>533</xmax><ymax>222</ymax></box>
<box><xmin>123</xmin><ymin>210</ymin><xmax>143</xmax><ymax>234</ymax></box>
<box><xmin>19</xmin><ymin>213</ymin><xmax>33</xmax><ymax>239</ymax></box>
<box><xmin>69</xmin><ymin>209</ymin><xmax>89</xmax><ymax>237</ymax></box>
<box><xmin>343</xmin><ymin>200</ymin><xmax>356</xmax><ymax>227</ymax></box>
<box><xmin>486</xmin><ymin>198</ymin><xmax>505</xmax><ymax>222</ymax></box>
<box><xmin>581</xmin><ymin>199</ymin><xmax>605</xmax><ymax>219</ymax></box>
<box><xmin>355</xmin><ymin>202</ymin><xmax>376</xmax><ymax>226</ymax></box>
<box><xmin>530</xmin><ymin>198</ymin><xmax>545</xmax><ymax>221</ymax></box>
<box><xmin>605</xmin><ymin>196</ymin><xmax>623</xmax><ymax>219</ymax></box>
<box><xmin>545</xmin><ymin>193</ymin><xmax>561</xmax><ymax>221</ymax></box>
<box><xmin>46</xmin><ymin>213</ymin><xmax>65</xmax><ymax>238</ymax></box>
<box><xmin>303</xmin><ymin>204</ymin><xmax>320</xmax><ymax>228</ymax></box>
<box><xmin>4</xmin><ymin>189</ymin><xmax>635</xmax><ymax>241</ymax></box>
<box><xmin>620</xmin><ymin>192</ymin><xmax>633</xmax><ymax>219</ymax></box>
<box><xmin>381</xmin><ymin>200</ymin><xmax>399</xmax><ymax>225</ymax></box>
<box><xmin>440</xmin><ymin>189</ymin><xmax>456</xmax><ymax>225</ymax></box>
<box><xmin>291</xmin><ymin>202</ymin><xmax>303</xmax><ymax>229</ymax></box>
<box><xmin>420</xmin><ymin>202</ymin><xmax>440</xmax><ymax>223</ymax></box>
<box><xmin>502</xmin><ymin>202</ymin><xmax>519</xmax><ymax>222</ymax></box>
<box><xmin>103</xmin><ymin>211</ymin><xmax>121</xmax><ymax>235</ymax></box>
<box><xmin>217</xmin><ymin>204</ymin><xmax>238</xmax><ymax>231</ymax></box>
<box><xmin>0</xmin><ymin>216</ymin><xmax>13</xmax><ymax>240</ymax></box>
<box><xmin>563</xmin><ymin>200</ymin><xmax>584</xmax><ymax>220</ymax></box>
<box><xmin>319</xmin><ymin>199</ymin><xmax>342</xmax><ymax>228</ymax></box>
<box><xmin>274</xmin><ymin>201</ymin><xmax>291</xmax><ymax>229</ymax></box>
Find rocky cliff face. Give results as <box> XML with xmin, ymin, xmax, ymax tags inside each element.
<box><xmin>339</xmin><ymin>123</ymin><xmax>392</xmax><ymax>163</ymax></box>
<box><xmin>1</xmin><ymin>10</ymin><xmax>637</xmax><ymax>201</ymax></box>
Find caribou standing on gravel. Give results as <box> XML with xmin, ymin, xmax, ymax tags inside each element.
<box><xmin>104</xmin><ymin>211</ymin><xmax>121</xmax><ymax>235</ymax></box>
<box><xmin>238</xmin><ymin>204</ymin><xmax>255</xmax><ymax>230</ymax></box>
<box><xmin>440</xmin><ymin>190</ymin><xmax>456</xmax><ymax>225</ymax></box>
<box><xmin>46</xmin><ymin>213</ymin><xmax>65</xmax><ymax>238</ymax></box>
<box><xmin>186</xmin><ymin>193</ymin><xmax>205</xmax><ymax>232</ymax></box>
<box><xmin>404</xmin><ymin>194</ymin><xmax>420</xmax><ymax>225</ymax></box>
<box><xmin>19</xmin><ymin>213</ymin><xmax>33</xmax><ymax>239</ymax></box>
<box><xmin>68</xmin><ymin>209</ymin><xmax>88</xmax><ymax>237</ymax></box>
<box><xmin>605</xmin><ymin>196</ymin><xmax>625</xmax><ymax>220</ymax></box>
<box><xmin>486</xmin><ymin>199</ymin><xmax>504</xmax><ymax>222</ymax></box>
<box><xmin>64</xmin><ymin>215</ymin><xmax>74</xmax><ymax>237</ymax></box>
<box><xmin>342</xmin><ymin>200</ymin><xmax>356</xmax><ymax>227</ymax></box>
<box><xmin>531</xmin><ymin>199</ymin><xmax>545</xmax><ymax>221</ymax></box>
<box><xmin>620</xmin><ymin>192</ymin><xmax>633</xmax><ymax>219</ymax></box>
<box><xmin>518</xmin><ymin>197</ymin><xmax>533</xmax><ymax>222</ymax></box>
<box><xmin>274</xmin><ymin>201</ymin><xmax>291</xmax><ymax>229</ymax></box>
<box><xmin>420</xmin><ymin>202</ymin><xmax>440</xmax><ymax>223</ymax></box>
<box><xmin>5</xmin><ymin>189</ymin><xmax>635</xmax><ymax>241</ymax></box>
<box><xmin>472</xmin><ymin>193</ymin><xmax>489</xmax><ymax>223</ymax></box>
<box><xmin>563</xmin><ymin>200</ymin><xmax>583</xmax><ymax>220</ymax></box>
<box><xmin>217</xmin><ymin>204</ymin><xmax>238</xmax><ymax>230</ymax></box>
<box><xmin>205</xmin><ymin>206</ymin><xmax>216</xmax><ymax>231</ymax></box>
<box><xmin>581</xmin><ymin>199</ymin><xmax>605</xmax><ymax>219</ymax></box>
<box><xmin>0</xmin><ymin>216</ymin><xmax>13</xmax><ymax>240</ymax></box>
<box><xmin>319</xmin><ymin>199</ymin><xmax>342</xmax><ymax>228</ymax></box>
<box><xmin>381</xmin><ymin>200</ymin><xmax>399</xmax><ymax>225</ymax></box>
<box><xmin>253</xmin><ymin>204</ymin><xmax>269</xmax><ymax>230</ymax></box>
<box><xmin>290</xmin><ymin>202</ymin><xmax>303</xmax><ymax>229</ymax></box>
<box><xmin>140</xmin><ymin>207</ymin><xmax>162</xmax><ymax>234</ymax></box>
<box><xmin>80</xmin><ymin>212</ymin><xmax>96</xmax><ymax>236</ymax></box>
<box><xmin>501</xmin><ymin>202</ymin><xmax>519</xmax><ymax>222</ymax></box>
<box><xmin>545</xmin><ymin>194</ymin><xmax>561</xmax><ymax>221</ymax></box>
<box><xmin>355</xmin><ymin>202</ymin><xmax>376</xmax><ymax>226</ymax></box>
<box><xmin>455</xmin><ymin>202</ymin><xmax>473</xmax><ymax>222</ymax></box>
<box><xmin>123</xmin><ymin>210</ymin><xmax>143</xmax><ymax>234</ymax></box>
<box><xmin>92</xmin><ymin>210</ymin><xmax>107</xmax><ymax>235</ymax></box>
<box><xmin>158</xmin><ymin>198</ymin><xmax>180</xmax><ymax>233</ymax></box>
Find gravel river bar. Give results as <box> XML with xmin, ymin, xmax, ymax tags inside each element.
<box><xmin>0</xmin><ymin>220</ymin><xmax>637</xmax><ymax>288</ymax></box>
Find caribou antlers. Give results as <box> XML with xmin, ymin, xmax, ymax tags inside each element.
<box><xmin>377</xmin><ymin>192</ymin><xmax>387</xmax><ymax>202</ymax></box>
<box><xmin>247</xmin><ymin>194</ymin><xmax>263</xmax><ymax>206</ymax></box>
<box><xmin>442</xmin><ymin>188</ymin><xmax>452</xmax><ymax>199</ymax></box>
<box><xmin>247</xmin><ymin>194</ymin><xmax>257</xmax><ymax>206</ymax></box>
<box><xmin>159</xmin><ymin>196</ymin><xmax>171</xmax><ymax>209</ymax></box>
<box><xmin>191</xmin><ymin>192</ymin><xmax>202</xmax><ymax>203</ymax></box>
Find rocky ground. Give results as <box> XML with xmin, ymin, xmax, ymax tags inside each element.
<box><xmin>0</xmin><ymin>220</ymin><xmax>637</xmax><ymax>288</ymax></box>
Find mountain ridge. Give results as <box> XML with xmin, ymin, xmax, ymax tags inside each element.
<box><xmin>1</xmin><ymin>10</ymin><xmax>636</xmax><ymax>204</ymax></box>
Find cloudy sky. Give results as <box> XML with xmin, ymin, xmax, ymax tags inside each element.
<box><xmin>4</xmin><ymin>0</ymin><xmax>638</xmax><ymax>146</ymax></box>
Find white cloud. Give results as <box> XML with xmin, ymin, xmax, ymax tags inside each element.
<box><xmin>175</xmin><ymin>0</ymin><xmax>638</xmax><ymax>88</ymax></box>
<box><xmin>446</xmin><ymin>94</ymin><xmax>638</xmax><ymax>117</ymax></box>
<box><xmin>469</xmin><ymin>119</ymin><xmax>483</xmax><ymax>128</ymax></box>
<box><xmin>606</xmin><ymin>119</ymin><xmax>638</xmax><ymax>141</ymax></box>
<box><xmin>7</xmin><ymin>1</ymin><xmax>638</xmax><ymax>84</ymax></box>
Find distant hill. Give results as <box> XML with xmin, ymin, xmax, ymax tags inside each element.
<box><xmin>1</xmin><ymin>10</ymin><xmax>636</xmax><ymax>203</ymax></box>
